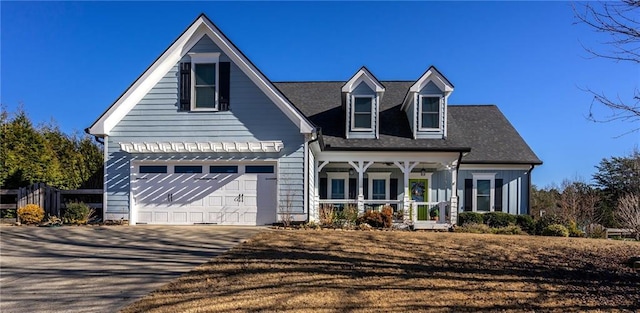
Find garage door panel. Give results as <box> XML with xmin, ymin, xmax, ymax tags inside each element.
<box><xmin>134</xmin><ymin>165</ymin><xmax>277</xmax><ymax>225</ymax></box>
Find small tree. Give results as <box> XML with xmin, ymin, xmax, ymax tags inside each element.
<box><xmin>616</xmin><ymin>193</ymin><xmax>640</xmax><ymax>240</ymax></box>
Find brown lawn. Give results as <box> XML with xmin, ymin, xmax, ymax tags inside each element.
<box><xmin>122</xmin><ymin>230</ymin><xmax>640</xmax><ymax>313</ymax></box>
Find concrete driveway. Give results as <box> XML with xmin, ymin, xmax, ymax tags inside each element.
<box><xmin>0</xmin><ymin>225</ymin><xmax>265</xmax><ymax>313</ymax></box>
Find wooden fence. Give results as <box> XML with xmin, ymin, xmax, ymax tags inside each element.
<box><xmin>0</xmin><ymin>183</ymin><xmax>103</xmax><ymax>223</ymax></box>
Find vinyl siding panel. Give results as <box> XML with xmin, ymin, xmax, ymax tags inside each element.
<box><xmin>104</xmin><ymin>34</ymin><xmax>306</xmax><ymax>219</ymax></box>
<box><xmin>457</xmin><ymin>169</ymin><xmax>530</xmax><ymax>215</ymax></box>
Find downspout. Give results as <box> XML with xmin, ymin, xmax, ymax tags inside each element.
<box><xmin>84</xmin><ymin>128</ymin><xmax>104</xmax><ymax>145</ymax></box>
<box><xmin>527</xmin><ymin>164</ymin><xmax>535</xmax><ymax>215</ymax></box>
<box><xmin>305</xmin><ymin>128</ymin><xmax>322</xmax><ymax>222</ymax></box>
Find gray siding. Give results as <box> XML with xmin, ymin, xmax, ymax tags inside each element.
<box><xmin>104</xmin><ymin>34</ymin><xmax>306</xmax><ymax>220</ymax></box>
<box><xmin>457</xmin><ymin>169</ymin><xmax>530</xmax><ymax>215</ymax></box>
<box><xmin>347</xmin><ymin>82</ymin><xmax>377</xmax><ymax>139</ymax></box>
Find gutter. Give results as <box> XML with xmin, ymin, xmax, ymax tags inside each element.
<box><xmin>84</xmin><ymin>128</ymin><xmax>104</xmax><ymax>145</ymax></box>
<box><xmin>527</xmin><ymin>164</ymin><xmax>536</xmax><ymax>215</ymax></box>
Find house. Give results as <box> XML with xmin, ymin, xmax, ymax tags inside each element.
<box><xmin>88</xmin><ymin>14</ymin><xmax>542</xmax><ymax>228</ymax></box>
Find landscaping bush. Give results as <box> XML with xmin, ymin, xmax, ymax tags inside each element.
<box><xmin>586</xmin><ymin>224</ymin><xmax>607</xmax><ymax>239</ymax></box>
<box><xmin>534</xmin><ymin>214</ymin><xmax>568</xmax><ymax>235</ymax></box>
<box><xmin>542</xmin><ymin>224</ymin><xmax>569</xmax><ymax>237</ymax></box>
<box><xmin>492</xmin><ymin>225</ymin><xmax>525</xmax><ymax>235</ymax></box>
<box><xmin>357</xmin><ymin>210</ymin><xmax>384</xmax><ymax>228</ymax></box>
<box><xmin>381</xmin><ymin>206</ymin><xmax>393</xmax><ymax>228</ymax></box>
<box><xmin>319</xmin><ymin>204</ymin><xmax>335</xmax><ymax>227</ymax></box>
<box><xmin>566</xmin><ymin>221</ymin><xmax>585</xmax><ymax>238</ymax></box>
<box><xmin>63</xmin><ymin>202</ymin><xmax>94</xmax><ymax>225</ymax></box>
<box><xmin>458</xmin><ymin>212</ymin><xmax>484</xmax><ymax>226</ymax></box>
<box><xmin>341</xmin><ymin>204</ymin><xmax>358</xmax><ymax>224</ymax></box>
<box><xmin>483</xmin><ymin>212</ymin><xmax>516</xmax><ymax>228</ymax></box>
<box><xmin>516</xmin><ymin>215</ymin><xmax>535</xmax><ymax>234</ymax></box>
<box><xmin>17</xmin><ymin>204</ymin><xmax>44</xmax><ymax>225</ymax></box>
<box><xmin>455</xmin><ymin>223</ymin><xmax>492</xmax><ymax>234</ymax></box>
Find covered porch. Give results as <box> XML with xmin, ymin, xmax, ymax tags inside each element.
<box><xmin>311</xmin><ymin>151</ymin><xmax>461</xmax><ymax>230</ymax></box>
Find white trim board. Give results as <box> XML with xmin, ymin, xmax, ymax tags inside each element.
<box><xmin>89</xmin><ymin>14</ymin><xmax>314</xmax><ymax>136</ymax></box>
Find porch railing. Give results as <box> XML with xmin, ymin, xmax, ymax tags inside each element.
<box><xmin>410</xmin><ymin>201</ymin><xmax>449</xmax><ymax>224</ymax></box>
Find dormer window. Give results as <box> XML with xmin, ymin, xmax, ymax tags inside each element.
<box><xmin>352</xmin><ymin>96</ymin><xmax>374</xmax><ymax>131</ymax></box>
<box><xmin>419</xmin><ymin>96</ymin><xmax>441</xmax><ymax>130</ymax></box>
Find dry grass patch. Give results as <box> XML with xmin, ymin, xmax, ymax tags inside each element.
<box><xmin>123</xmin><ymin>231</ymin><xmax>639</xmax><ymax>313</ymax></box>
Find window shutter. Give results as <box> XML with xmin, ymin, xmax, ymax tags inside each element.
<box><xmin>390</xmin><ymin>178</ymin><xmax>398</xmax><ymax>200</ymax></box>
<box><xmin>179</xmin><ymin>62</ymin><xmax>191</xmax><ymax>110</ymax></box>
<box><xmin>363</xmin><ymin>178</ymin><xmax>369</xmax><ymax>199</ymax></box>
<box><xmin>464</xmin><ymin>179</ymin><xmax>473</xmax><ymax>212</ymax></box>
<box><xmin>319</xmin><ymin>178</ymin><xmax>327</xmax><ymax>199</ymax></box>
<box><xmin>219</xmin><ymin>62</ymin><xmax>231</xmax><ymax>111</ymax></box>
<box><xmin>348</xmin><ymin>178</ymin><xmax>357</xmax><ymax>200</ymax></box>
<box><xmin>495</xmin><ymin>179</ymin><xmax>503</xmax><ymax>212</ymax></box>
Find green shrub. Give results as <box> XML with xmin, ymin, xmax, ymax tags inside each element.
<box><xmin>492</xmin><ymin>225</ymin><xmax>525</xmax><ymax>235</ymax></box>
<box><xmin>542</xmin><ymin>224</ymin><xmax>569</xmax><ymax>237</ymax></box>
<box><xmin>483</xmin><ymin>212</ymin><xmax>516</xmax><ymax>228</ymax></box>
<box><xmin>63</xmin><ymin>202</ymin><xmax>93</xmax><ymax>225</ymax></box>
<box><xmin>455</xmin><ymin>223</ymin><xmax>492</xmax><ymax>234</ymax></box>
<box><xmin>586</xmin><ymin>224</ymin><xmax>607</xmax><ymax>239</ymax></box>
<box><xmin>458</xmin><ymin>212</ymin><xmax>484</xmax><ymax>226</ymax></box>
<box><xmin>357</xmin><ymin>210</ymin><xmax>384</xmax><ymax>228</ymax></box>
<box><xmin>516</xmin><ymin>215</ymin><xmax>535</xmax><ymax>234</ymax></box>
<box><xmin>534</xmin><ymin>214</ymin><xmax>567</xmax><ymax>235</ymax></box>
<box><xmin>17</xmin><ymin>204</ymin><xmax>45</xmax><ymax>224</ymax></box>
<box><xmin>566</xmin><ymin>221</ymin><xmax>585</xmax><ymax>238</ymax></box>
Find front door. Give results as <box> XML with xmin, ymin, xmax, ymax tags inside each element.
<box><xmin>409</xmin><ymin>179</ymin><xmax>429</xmax><ymax>221</ymax></box>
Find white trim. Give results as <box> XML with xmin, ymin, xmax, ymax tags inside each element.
<box><xmin>418</xmin><ymin>95</ymin><xmax>443</xmax><ymax>131</ymax></box>
<box><xmin>327</xmin><ymin>172</ymin><xmax>349</xmax><ymax>200</ymax></box>
<box><xmin>119</xmin><ymin>141</ymin><xmax>284</xmax><ymax>153</ymax></box>
<box><xmin>89</xmin><ymin>15</ymin><xmax>314</xmax><ymax>136</ymax></box>
<box><xmin>401</xmin><ymin>66</ymin><xmax>454</xmax><ymax>111</ymax></box>
<box><xmin>459</xmin><ymin>164</ymin><xmax>534</xmax><ymax>171</ymax></box>
<box><xmin>189</xmin><ymin>52</ymin><xmax>220</xmax><ymax>111</ymax></box>
<box><xmin>103</xmin><ymin>136</ymin><xmax>109</xmax><ymax>223</ymax></box>
<box><xmin>342</xmin><ymin>67</ymin><xmax>385</xmax><ymax>93</ymax></box>
<box><xmin>472</xmin><ymin>173</ymin><xmax>496</xmax><ymax>212</ymax></box>
<box><xmin>317</xmin><ymin>151</ymin><xmax>460</xmax><ymax>164</ymax></box>
<box><xmin>367</xmin><ymin>172</ymin><xmax>390</xmax><ymax>200</ymax></box>
<box><xmin>350</xmin><ymin>95</ymin><xmax>375</xmax><ymax>131</ymax></box>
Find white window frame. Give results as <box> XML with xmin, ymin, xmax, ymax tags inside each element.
<box><xmin>367</xmin><ymin>172</ymin><xmax>391</xmax><ymax>200</ymax></box>
<box><xmin>189</xmin><ymin>52</ymin><xmax>220</xmax><ymax>111</ymax></box>
<box><xmin>472</xmin><ymin>173</ymin><xmax>496</xmax><ymax>212</ymax></box>
<box><xmin>327</xmin><ymin>172</ymin><xmax>349</xmax><ymax>200</ymax></box>
<box><xmin>351</xmin><ymin>95</ymin><xmax>375</xmax><ymax>131</ymax></box>
<box><xmin>418</xmin><ymin>95</ymin><xmax>442</xmax><ymax>131</ymax></box>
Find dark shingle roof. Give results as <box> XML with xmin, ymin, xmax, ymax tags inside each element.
<box><xmin>273</xmin><ymin>82</ymin><xmax>542</xmax><ymax>164</ymax></box>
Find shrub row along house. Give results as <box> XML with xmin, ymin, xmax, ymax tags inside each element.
<box><xmin>88</xmin><ymin>14</ymin><xmax>542</xmax><ymax>229</ymax></box>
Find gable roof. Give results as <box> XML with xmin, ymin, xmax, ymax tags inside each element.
<box><xmin>341</xmin><ymin>66</ymin><xmax>386</xmax><ymax>93</ymax></box>
<box><xmin>88</xmin><ymin>13</ymin><xmax>314</xmax><ymax>136</ymax></box>
<box><xmin>274</xmin><ymin>81</ymin><xmax>542</xmax><ymax>164</ymax></box>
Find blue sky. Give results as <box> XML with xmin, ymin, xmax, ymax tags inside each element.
<box><xmin>1</xmin><ymin>1</ymin><xmax>638</xmax><ymax>187</ymax></box>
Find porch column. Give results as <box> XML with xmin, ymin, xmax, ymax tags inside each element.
<box><xmin>449</xmin><ymin>165</ymin><xmax>458</xmax><ymax>225</ymax></box>
<box><xmin>394</xmin><ymin>161</ymin><xmax>419</xmax><ymax>220</ymax></box>
<box><xmin>312</xmin><ymin>160</ymin><xmax>329</xmax><ymax>223</ymax></box>
<box><xmin>349</xmin><ymin>161</ymin><xmax>373</xmax><ymax>214</ymax></box>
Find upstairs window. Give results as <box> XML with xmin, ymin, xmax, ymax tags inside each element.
<box><xmin>194</xmin><ymin>63</ymin><xmax>217</xmax><ymax>109</ymax></box>
<box><xmin>180</xmin><ymin>52</ymin><xmax>230</xmax><ymax>112</ymax></box>
<box><xmin>419</xmin><ymin>96</ymin><xmax>441</xmax><ymax>130</ymax></box>
<box><xmin>352</xmin><ymin>96</ymin><xmax>374</xmax><ymax>131</ymax></box>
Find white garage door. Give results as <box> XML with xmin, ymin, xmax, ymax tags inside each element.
<box><xmin>132</xmin><ymin>164</ymin><xmax>277</xmax><ymax>225</ymax></box>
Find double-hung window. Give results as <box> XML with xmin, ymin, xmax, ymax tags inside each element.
<box><xmin>327</xmin><ymin>172</ymin><xmax>349</xmax><ymax>200</ymax></box>
<box><xmin>189</xmin><ymin>53</ymin><xmax>220</xmax><ymax>111</ymax></box>
<box><xmin>367</xmin><ymin>173</ymin><xmax>391</xmax><ymax>200</ymax></box>
<box><xmin>419</xmin><ymin>96</ymin><xmax>441</xmax><ymax>130</ymax></box>
<box><xmin>472</xmin><ymin>173</ymin><xmax>496</xmax><ymax>212</ymax></box>
<box><xmin>352</xmin><ymin>96</ymin><xmax>373</xmax><ymax>131</ymax></box>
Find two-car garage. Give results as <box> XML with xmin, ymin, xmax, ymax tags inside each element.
<box><xmin>131</xmin><ymin>163</ymin><xmax>277</xmax><ymax>225</ymax></box>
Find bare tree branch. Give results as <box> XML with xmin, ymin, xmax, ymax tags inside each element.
<box><xmin>574</xmin><ymin>1</ymin><xmax>640</xmax><ymax>135</ymax></box>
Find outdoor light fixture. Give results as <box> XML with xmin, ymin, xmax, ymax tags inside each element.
<box><xmin>349</xmin><ymin>168</ymin><xmax>354</xmax><ymax>176</ymax></box>
<box><xmin>421</xmin><ymin>168</ymin><xmax>426</xmax><ymax>176</ymax></box>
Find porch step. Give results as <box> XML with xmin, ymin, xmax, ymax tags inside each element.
<box><xmin>413</xmin><ymin>221</ymin><xmax>451</xmax><ymax>230</ymax></box>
